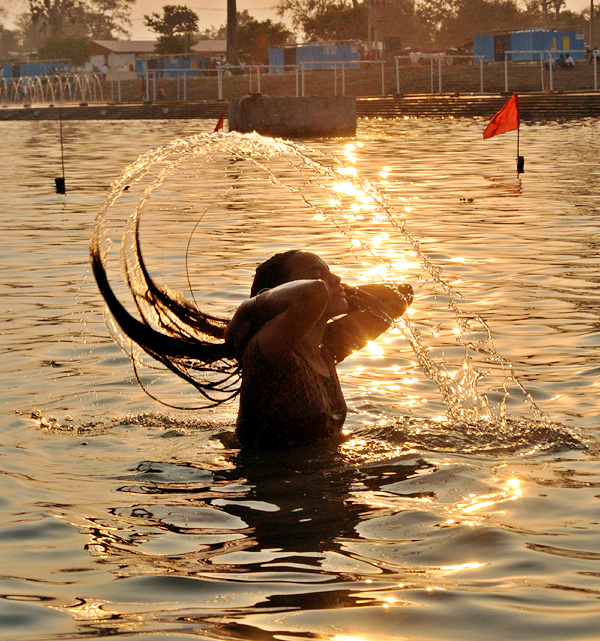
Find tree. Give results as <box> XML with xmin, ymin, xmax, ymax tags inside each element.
<box><xmin>144</xmin><ymin>5</ymin><xmax>199</xmax><ymax>37</ymax></box>
<box><xmin>15</xmin><ymin>12</ymin><xmax>46</xmax><ymax>51</ymax></box>
<box><xmin>18</xmin><ymin>0</ymin><xmax>133</xmax><ymax>48</ymax></box>
<box><xmin>198</xmin><ymin>24</ymin><xmax>227</xmax><ymax>39</ymax></box>
<box><xmin>548</xmin><ymin>0</ymin><xmax>566</xmax><ymax>18</ymax></box>
<box><xmin>28</xmin><ymin>0</ymin><xmax>81</xmax><ymax>39</ymax></box>
<box><xmin>144</xmin><ymin>4</ymin><xmax>199</xmax><ymax>54</ymax></box>
<box><xmin>436</xmin><ymin>0</ymin><xmax>526</xmax><ymax>48</ymax></box>
<box><xmin>152</xmin><ymin>34</ymin><xmax>191</xmax><ymax>54</ymax></box>
<box><xmin>84</xmin><ymin>0</ymin><xmax>134</xmax><ymax>39</ymax></box>
<box><xmin>415</xmin><ymin>0</ymin><xmax>531</xmax><ymax>48</ymax></box>
<box><xmin>0</xmin><ymin>26</ymin><xmax>19</xmax><ymax>56</ymax></box>
<box><xmin>415</xmin><ymin>0</ymin><xmax>457</xmax><ymax>45</ymax></box>
<box><xmin>522</xmin><ymin>0</ymin><xmax>570</xmax><ymax>25</ymax></box>
<box><xmin>198</xmin><ymin>12</ymin><xmax>291</xmax><ymax>63</ymax></box>
<box><xmin>276</xmin><ymin>0</ymin><xmax>339</xmax><ymax>37</ymax></box>
<box><xmin>0</xmin><ymin>8</ymin><xmax>20</xmax><ymax>55</ymax></box>
<box><xmin>301</xmin><ymin>2</ymin><xmax>366</xmax><ymax>41</ymax></box>
<box><xmin>372</xmin><ymin>0</ymin><xmax>428</xmax><ymax>50</ymax></box>
<box><xmin>37</xmin><ymin>34</ymin><xmax>92</xmax><ymax>65</ymax></box>
<box><xmin>238</xmin><ymin>17</ymin><xmax>293</xmax><ymax>63</ymax></box>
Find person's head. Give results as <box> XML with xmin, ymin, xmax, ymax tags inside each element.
<box><xmin>250</xmin><ymin>249</ymin><xmax>301</xmax><ymax>296</ymax></box>
<box><xmin>251</xmin><ymin>250</ymin><xmax>347</xmax><ymax>317</ymax></box>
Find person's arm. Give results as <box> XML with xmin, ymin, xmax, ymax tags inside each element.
<box><xmin>224</xmin><ymin>279</ymin><xmax>330</xmax><ymax>358</ymax></box>
<box><xmin>324</xmin><ymin>283</ymin><xmax>413</xmax><ymax>362</ymax></box>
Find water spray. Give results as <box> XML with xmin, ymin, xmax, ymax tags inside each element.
<box><xmin>93</xmin><ymin>131</ymin><xmax>555</xmax><ymax>429</ymax></box>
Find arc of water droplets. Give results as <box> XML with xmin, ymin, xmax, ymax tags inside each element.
<box><xmin>226</xmin><ymin>134</ymin><xmax>553</xmax><ymax>428</ymax></box>
<box><xmin>94</xmin><ymin>132</ymin><xmax>553</xmax><ymax>427</ymax></box>
<box><xmin>245</xmin><ymin>147</ymin><xmax>499</xmax><ymax>424</ymax></box>
<box><xmin>339</xmin><ymin>176</ymin><xmax>552</xmax><ymax>427</ymax></box>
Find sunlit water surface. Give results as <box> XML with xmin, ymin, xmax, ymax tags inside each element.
<box><xmin>1</xmin><ymin>117</ymin><xmax>600</xmax><ymax>641</ymax></box>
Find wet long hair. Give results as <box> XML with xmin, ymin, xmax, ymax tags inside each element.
<box><xmin>90</xmin><ymin>231</ymin><xmax>300</xmax><ymax>408</ymax></box>
<box><xmin>250</xmin><ymin>249</ymin><xmax>299</xmax><ymax>296</ymax></box>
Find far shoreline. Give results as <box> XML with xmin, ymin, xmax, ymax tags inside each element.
<box><xmin>1</xmin><ymin>91</ymin><xmax>599</xmax><ymax>122</ymax></box>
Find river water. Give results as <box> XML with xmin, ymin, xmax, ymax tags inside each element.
<box><xmin>1</xmin><ymin>116</ymin><xmax>600</xmax><ymax>641</ymax></box>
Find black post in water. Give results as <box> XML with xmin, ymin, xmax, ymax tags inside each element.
<box><xmin>55</xmin><ymin>108</ymin><xmax>66</xmax><ymax>194</ymax></box>
<box><xmin>516</xmin><ymin>125</ymin><xmax>524</xmax><ymax>174</ymax></box>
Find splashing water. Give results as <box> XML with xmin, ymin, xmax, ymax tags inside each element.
<box><xmin>93</xmin><ymin>131</ymin><xmax>558</xmax><ymax>436</ymax></box>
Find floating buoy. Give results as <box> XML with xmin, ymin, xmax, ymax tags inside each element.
<box><xmin>55</xmin><ymin>177</ymin><xmax>66</xmax><ymax>194</ymax></box>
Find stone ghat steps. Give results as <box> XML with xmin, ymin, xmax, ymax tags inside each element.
<box><xmin>357</xmin><ymin>93</ymin><xmax>600</xmax><ymax>120</ymax></box>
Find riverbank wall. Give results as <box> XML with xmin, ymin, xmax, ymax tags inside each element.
<box><xmin>0</xmin><ymin>101</ymin><xmax>225</xmax><ymax>121</ymax></box>
<box><xmin>1</xmin><ymin>91</ymin><xmax>598</xmax><ymax>123</ymax></box>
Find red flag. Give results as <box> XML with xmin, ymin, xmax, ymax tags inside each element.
<box><xmin>483</xmin><ymin>94</ymin><xmax>519</xmax><ymax>140</ymax></box>
<box><xmin>213</xmin><ymin>113</ymin><xmax>224</xmax><ymax>133</ymax></box>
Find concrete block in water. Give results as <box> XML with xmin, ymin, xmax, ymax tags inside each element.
<box><xmin>228</xmin><ymin>95</ymin><xmax>356</xmax><ymax>138</ymax></box>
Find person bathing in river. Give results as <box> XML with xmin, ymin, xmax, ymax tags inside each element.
<box><xmin>225</xmin><ymin>250</ymin><xmax>412</xmax><ymax>449</ymax></box>
<box><xmin>91</xmin><ymin>244</ymin><xmax>412</xmax><ymax>450</ymax></box>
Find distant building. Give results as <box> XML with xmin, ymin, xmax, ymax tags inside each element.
<box><xmin>89</xmin><ymin>40</ymin><xmax>158</xmax><ymax>71</ymax></box>
<box><xmin>191</xmin><ymin>40</ymin><xmax>227</xmax><ymax>58</ymax></box>
<box><xmin>269</xmin><ymin>42</ymin><xmax>360</xmax><ymax>73</ymax></box>
<box><xmin>474</xmin><ymin>28</ymin><xmax>586</xmax><ymax>63</ymax></box>
<box><xmin>89</xmin><ymin>39</ymin><xmax>227</xmax><ymax>78</ymax></box>
<box><xmin>133</xmin><ymin>41</ymin><xmax>227</xmax><ymax>78</ymax></box>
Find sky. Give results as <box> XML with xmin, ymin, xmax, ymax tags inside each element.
<box><xmin>2</xmin><ymin>0</ymin><xmax>594</xmax><ymax>40</ymax></box>
<box><xmin>2</xmin><ymin>0</ymin><xmax>285</xmax><ymax>39</ymax></box>
<box><xmin>128</xmin><ymin>0</ymin><xmax>285</xmax><ymax>39</ymax></box>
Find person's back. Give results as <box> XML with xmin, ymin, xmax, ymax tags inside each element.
<box><xmin>237</xmin><ymin>339</ymin><xmax>346</xmax><ymax>449</ymax></box>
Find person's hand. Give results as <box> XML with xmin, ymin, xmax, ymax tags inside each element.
<box><xmin>342</xmin><ymin>282</ymin><xmax>413</xmax><ymax>319</ymax></box>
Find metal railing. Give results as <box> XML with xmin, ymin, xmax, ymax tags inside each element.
<box><xmin>3</xmin><ymin>54</ymin><xmax>600</xmax><ymax>106</ymax></box>
<box><xmin>139</xmin><ymin>59</ymin><xmax>386</xmax><ymax>101</ymax></box>
<box><xmin>502</xmin><ymin>49</ymin><xmax>597</xmax><ymax>92</ymax></box>
<box><xmin>394</xmin><ymin>54</ymin><xmax>485</xmax><ymax>94</ymax></box>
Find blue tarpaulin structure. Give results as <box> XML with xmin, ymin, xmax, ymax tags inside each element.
<box><xmin>269</xmin><ymin>42</ymin><xmax>360</xmax><ymax>73</ymax></box>
<box><xmin>474</xmin><ymin>29</ymin><xmax>585</xmax><ymax>62</ymax></box>
<box><xmin>0</xmin><ymin>60</ymin><xmax>71</xmax><ymax>79</ymax></box>
<box><xmin>135</xmin><ymin>56</ymin><xmax>217</xmax><ymax>78</ymax></box>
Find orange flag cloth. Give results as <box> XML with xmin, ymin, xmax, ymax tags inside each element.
<box><xmin>483</xmin><ymin>94</ymin><xmax>519</xmax><ymax>139</ymax></box>
<box><xmin>213</xmin><ymin>113</ymin><xmax>224</xmax><ymax>133</ymax></box>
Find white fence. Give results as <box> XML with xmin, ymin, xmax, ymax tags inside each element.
<box><xmin>502</xmin><ymin>50</ymin><xmax>598</xmax><ymax>92</ymax></box>
<box><xmin>394</xmin><ymin>54</ymin><xmax>485</xmax><ymax>94</ymax></box>
<box><xmin>136</xmin><ymin>60</ymin><xmax>387</xmax><ymax>102</ymax></box>
<box><xmin>2</xmin><ymin>53</ymin><xmax>599</xmax><ymax>106</ymax></box>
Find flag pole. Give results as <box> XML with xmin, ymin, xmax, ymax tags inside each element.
<box><xmin>55</xmin><ymin>107</ymin><xmax>66</xmax><ymax>194</ymax></box>
<box><xmin>517</xmin><ymin>114</ymin><xmax>524</xmax><ymax>174</ymax></box>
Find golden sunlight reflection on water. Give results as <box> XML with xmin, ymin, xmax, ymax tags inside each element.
<box><xmin>1</xmin><ymin>118</ymin><xmax>600</xmax><ymax>641</ymax></box>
